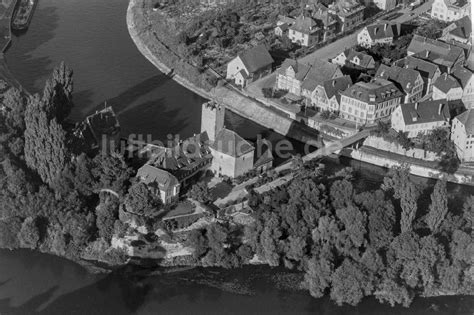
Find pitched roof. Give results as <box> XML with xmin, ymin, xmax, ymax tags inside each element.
<box><xmin>433</xmin><ymin>73</ymin><xmax>461</xmax><ymax>93</ymax></box>
<box><xmin>345</xmin><ymin>49</ymin><xmax>375</xmax><ymax>69</ymax></box>
<box><xmin>396</xmin><ymin>56</ymin><xmax>440</xmax><ymax>79</ymax></box>
<box><xmin>254</xmin><ymin>139</ymin><xmax>273</xmax><ymax>168</ymax></box>
<box><xmin>376</xmin><ymin>64</ymin><xmax>421</xmax><ymax>94</ymax></box>
<box><xmin>238</xmin><ymin>45</ymin><xmax>274</xmax><ymax>73</ymax></box>
<box><xmin>279</xmin><ymin>58</ymin><xmax>341</xmax><ymax>91</ymax></box>
<box><xmin>408</xmin><ymin>35</ymin><xmax>465</xmax><ymax>68</ymax></box>
<box><xmin>322</xmin><ymin>75</ymin><xmax>352</xmax><ymax>100</ymax></box>
<box><xmin>399</xmin><ymin>99</ymin><xmax>450</xmax><ymax>126</ymax></box>
<box><xmin>329</xmin><ymin>0</ymin><xmax>364</xmax><ymax>17</ymax></box>
<box><xmin>137</xmin><ymin>165</ymin><xmax>179</xmax><ymax>190</ymax></box>
<box><xmin>211</xmin><ymin>128</ymin><xmax>254</xmax><ymax>157</ymax></box>
<box><xmin>277</xmin><ymin>15</ymin><xmax>296</xmax><ymax>25</ymax></box>
<box><xmin>451</xmin><ymin>65</ymin><xmax>473</xmax><ymax>88</ymax></box>
<box><xmin>365</xmin><ymin>23</ymin><xmax>398</xmax><ymax>40</ymax></box>
<box><xmin>290</xmin><ymin>15</ymin><xmax>320</xmax><ymax>34</ymax></box>
<box><xmin>447</xmin><ymin>16</ymin><xmax>472</xmax><ymax>40</ymax></box>
<box><xmin>454</xmin><ymin>109</ymin><xmax>474</xmax><ymax>134</ymax></box>
<box><xmin>341</xmin><ymin>78</ymin><xmax>404</xmax><ymax>103</ymax></box>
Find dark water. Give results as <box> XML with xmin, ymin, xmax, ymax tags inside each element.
<box><xmin>1</xmin><ymin>0</ymin><xmax>473</xmax><ymax>314</ymax></box>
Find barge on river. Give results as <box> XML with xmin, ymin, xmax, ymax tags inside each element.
<box><xmin>12</xmin><ymin>0</ymin><xmax>37</xmax><ymax>31</ymax></box>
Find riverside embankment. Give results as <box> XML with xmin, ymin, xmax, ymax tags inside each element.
<box><xmin>126</xmin><ymin>0</ymin><xmax>322</xmax><ymax>146</ymax></box>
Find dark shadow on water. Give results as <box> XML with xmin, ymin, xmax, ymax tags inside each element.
<box><xmin>0</xmin><ymin>285</ymin><xmax>59</xmax><ymax>315</ymax></box>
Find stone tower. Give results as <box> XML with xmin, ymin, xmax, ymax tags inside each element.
<box><xmin>201</xmin><ymin>101</ymin><xmax>225</xmax><ymax>143</ymax></box>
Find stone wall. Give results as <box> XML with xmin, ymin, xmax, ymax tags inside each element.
<box><xmin>364</xmin><ymin>136</ymin><xmax>440</xmax><ymax>161</ymax></box>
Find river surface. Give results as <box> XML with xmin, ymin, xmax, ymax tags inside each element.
<box><xmin>1</xmin><ymin>0</ymin><xmax>473</xmax><ymax>314</ymax></box>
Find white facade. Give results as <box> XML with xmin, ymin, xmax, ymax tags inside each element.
<box><xmin>432</xmin><ymin>85</ymin><xmax>463</xmax><ymax>101</ymax></box>
<box><xmin>431</xmin><ymin>0</ymin><xmax>470</xmax><ymax>22</ymax></box>
<box><xmin>357</xmin><ymin>27</ymin><xmax>393</xmax><ymax>48</ymax></box>
<box><xmin>276</xmin><ymin>66</ymin><xmax>303</xmax><ymax>96</ymax></box>
<box><xmin>289</xmin><ymin>29</ymin><xmax>313</xmax><ymax>47</ymax></box>
<box><xmin>226</xmin><ymin>56</ymin><xmax>248</xmax><ymax>87</ymax></box>
<box><xmin>340</xmin><ymin>95</ymin><xmax>401</xmax><ymax>125</ymax></box>
<box><xmin>451</xmin><ymin>114</ymin><xmax>474</xmax><ymax>162</ymax></box>
<box><xmin>391</xmin><ymin>106</ymin><xmax>449</xmax><ymax>138</ymax></box>
<box><xmin>332</xmin><ymin>51</ymin><xmax>347</xmax><ymax>66</ymax></box>
<box><xmin>311</xmin><ymin>86</ymin><xmax>341</xmax><ymax>111</ymax></box>
<box><xmin>210</xmin><ymin>147</ymin><xmax>254</xmax><ymax>178</ymax></box>
<box><xmin>372</xmin><ymin>0</ymin><xmax>396</xmax><ymax>10</ymax></box>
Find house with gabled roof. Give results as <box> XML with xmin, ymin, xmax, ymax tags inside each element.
<box><xmin>210</xmin><ymin>128</ymin><xmax>255</xmax><ymax>178</ymax></box>
<box><xmin>357</xmin><ymin>23</ymin><xmax>399</xmax><ymax>48</ymax></box>
<box><xmin>307</xmin><ymin>2</ymin><xmax>338</xmax><ymax>41</ymax></box>
<box><xmin>451</xmin><ymin>65</ymin><xmax>474</xmax><ymax>106</ymax></box>
<box><xmin>451</xmin><ymin>109</ymin><xmax>474</xmax><ymax>162</ymax></box>
<box><xmin>137</xmin><ymin>165</ymin><xmax>180</xmax><ymax>205</ymax></box>
<box><xmin>332</xmin><ymin>48</ymin><xmax>375</xmax><ymax>70</ymax></box>
<box><xmin>441</xmin><ymin>16</ymin><xmax>472</xmax><ymax>44</ymax></box>
<box><xmin>311</xmin><ymin>75</ymin><xmax>352</xmax><ymax>111</ymax></box>
<box><xmin>407</xmin><ymin>35</ymin><xmax>465</xmax><ymax>73</ymax></box>
<box><xmin>288</xmin><ymin>15</ymin><xmax>322</xmax><ymax>47</ymax></box>
<box><xmin>375</xmin><ymin>64</ymin><xmax>424</xmax><ymax>103</ymax></box>
<box><xmin>226</xmin><ymin>45</ymin><xmax>274</xmax><ymax>87</ymax></box>
<box><xmin>432</xmin><ymin>73</ymin><xmax>463</xmax><ymax>101</ymax></box>
<box><xmin>391</xmin><ymin>100</ymin><xmax>451</xmax><ymax>138</ymax></box>
<box><xmin>431</xmin><ymin>0</ymin><xmax>470</xmax><ymax>22</ymax></box>
<box><xmin>276</xmin><ymin>58</ymin><xmax>343</xmax><ymax>99</ymax></box>
<box><xmin>328</xmin><ymin>0</ymin><xmax>365</xmax><ymax>32</ymax></box>
<box><xmin>395</xmin><ymin>56</ymin><xmax>442</xmax><ymax>95</ymax></box>
<box><xmin>339</xmin><ymin>78</ymin><xmax>404</xmax><ymax>124</ymax></box>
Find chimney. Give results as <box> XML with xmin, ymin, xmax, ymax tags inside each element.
<box><xmin>332</xmin><ymin>80</ymin><xmax>336</xmax><ymax>87</ymax></box>
<box><xmin>438</xmin><ymin>103</ymin><xmax>443</xmax><ymax>115</ymax></box>
<box><xmin>425</xmin><ymin>51</ymin><xmax>429</xmax><ymax>58</ymax></box>
<box><xmin>374</xmin><ymin>27</ymin><xmax>378</xmax><ymax>34</ymax></box>
<box><xmin>384</xmin><ymin>23</ymin><xmax>387</xmax><ymax>32</ymax></box>
<box><xmin>414</xmin><ymin>102</ymin><xmax>418</xmax><ymax>110</ymax></box>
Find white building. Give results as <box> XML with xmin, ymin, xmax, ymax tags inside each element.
<box><xmin>226</xmin><ymin>45</ymin><xmax>274</xmax><ymax>87</ymax></box>
<box><xmin>311</xmin><ymin>76</ymin><xmax>352</xmax><ymax>111</ymax></box>
<box><xmin>431</xmin><ymin>0</ymin><xmax>470</xmax><ymax>22</ymax></box>
<box><xmin>391</xmin><ymin>100</ymin><xmax>451</xmax><ymax>138</ymax></box>
<box><xmin>357</xmin><ymin>23</ymin><xmax>399</xmax><ymax>48</ymax></box>
<box><xmin>432</xmin><ymin>73</ymin><xmax>463</xmax><ymax>101</ymax></box>
<box><xmin>371</xmin><ymin>0</ymin><xmax>396</xmax><ymax>10</ymax></box>
<box><xmin>451</xmin><ymin>109</ymin><xmax>474</xmax><ymax>162</ymax></box>
<box><xmin>210</xmin><ymin>128</ymin><xmax>255</xmax><ymax>178</ymax></box>
<box><xmin>451</xmin><ymin>65</ymin><xmax>474</xmax><ymax>107</ymax></box>
<box><xmin>288</xmin><ymin>15</ymin><xmax>321</xmax><ymax>47</ymax></box>
<box><xmin>137</xmin><ymin>165</ymin><xmax>180</xmax><ymax>205</ymax></box>
<box><xmin>376</xmin><ymin>64</ymin><xmax>424</xmax><ymax>103</ymax></box>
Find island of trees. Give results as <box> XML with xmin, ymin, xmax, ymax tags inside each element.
<box><xmin>0</xmin><ymin>64</ymin><xmax>472</xmax><ymax>307</ymax></box>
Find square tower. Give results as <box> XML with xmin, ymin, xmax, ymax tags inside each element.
<box><xmin>201</xmin><ymin>101</ymin><xmax>225</xmax><ymax>143</ymax></box>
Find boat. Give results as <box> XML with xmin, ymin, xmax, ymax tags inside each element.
<box><xmin>12</xmin><ymin>0</ymin><xmax>38</xmax><ymax>31</ymax></box>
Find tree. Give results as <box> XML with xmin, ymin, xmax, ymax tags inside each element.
<box><xmin>330</xmin><ymin>259</ymin><xmax>374</xmax><ymax>306</ymax></box>
<box><xmin>187</xmin><ymin>182</ymin><xmax>213</xmax><ymax>204</ymax></box>
<box><xmin>24</xmin><ymin>95</ymin><xmax>69</xmax><ymax>186</ymax></box>
<box><xmin>330</xmin><ymin>179</ymin><xmax>354</xmax><ymax>209</ymax></box>
<box><xmin>396</xmin><ymin>131</ymin><xmax>414</xmax><ymax>150</ymax></box>
<box><xmin>124</xmin><ymin>182</ymin><xmax>162</xmax><ymax>217</ymax></box>
<box><xmin>92</xmin><ymin>153</ymin><xmax>133</xmax><ymax>196</ymax></box>
<box><xmin>305</xmin><ymin>257</ymin><xmax>333</xmax><ymax>298</ymax></box>
<box><xmin>375</xmin><ymin>279</ymin><xmax>414</xmax><ymax>307</ymax></box>
<box><xmin>426</xmin><ymin>179</ymin><xmax>448</xmax><ymax>232</ymax></box>
<box><xmin>96</xmin><ymin>198</ymin><xmax>120</xmax><ymax>242</ymax></box>
<box><xmin>41</xmin><ymin>62</ymin><xmax>74</xmax><ymax>121</ymax></box>
<box><xmin>3</xmin><ymin>87</ymin><xmax>26</xmax><ymax>132</ymax></box>
<box><xmin>18</xmin><ymin>217</ymin><xmax>40</xmax><ymax>249</ymax></box>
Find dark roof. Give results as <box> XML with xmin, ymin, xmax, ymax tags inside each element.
<box><xmin>238</xmin><ymin>45</ymin><xmax>274</xmax><ymax>74</ymax></box>
<box><xmin>137</xmin><ymin>165</ymin><xmax>179</xmax><ymax>190</ymax></box>
<box><xmin>447</xmin><ymin>16</ymin><xmax>472</xmax><ymax>40</ymax></box>
<box><xmin>254</xmin><ymin>139</ymin><xmax>273</xmax><ymax>168</ymax></box>
<box><xmin>365</xmin><ymin>23</ymin><xmax>398</xmax><ymax>40</ymax></box>
<box><xmin>329</xmin><ymin>0</ymin><xmax>364</xmax><ymax>17</ymax></box>
<box><xmin>454</xmin><ymin>109</ymin><xmax>474</xmax><ymax>134</ymax></box>
<box><xmin>408</xmin><ymin>35</ymin><xmax>464</xmax><ymax>68</ymax></box>
<box><xmin>341</xmin><ymin>78</ymin><xmax>404</xmax><ymax>104</ymax></box>
<box><xmin>375</xmin><ymin>64</ymin><xmax>421</xmax><ymax>94</ymax></box>
<box><xmin>277</xmin><ymin>15</ymin><xmax>296</xmax><ymax>25</ymax></box>
<box><xmin>211</xmin><ymin>128</ymin><xmax>254</xmax><ymax>157</ymax></box>
<box><xmin>322</xmin><ymin>75</ymin><xmax>352</xmax><ymax>100</ymax></box>
<box><xmin>451</xmin><ymin>65</ymin><xmax>473</xmax><ymax>89</ymax></box>
<box><xmin>399</xmin><ymin>99</ymin><xmax>450</xmax><ymax>126</ymax></box>
<box><xmin>396</xmin><ymin>56</ymin><xmax>440</xmax><ymax>79</ymax></box>
<box><xmin>279</xmin><ymin>58</ymin><xmax>341</xmax><ymax>91</ymax></box>
<box><xmin>76</xmin><ymin>106</ymin><xmax>120</xmax><ymax>149</ymax></box>
<box><xmin>433</xmin><ymin>73</ymin><xmax>461</xmax><ymax>93</ymax></box>
<box><xmin>345</xmin><ymin>49</ymin><xmax>375</xmax><ymax>69</ymax></box>
<box><xmin>290</xmin><ymin>15</ymin><xmax>320</xmax><ymax>34</ymax></box>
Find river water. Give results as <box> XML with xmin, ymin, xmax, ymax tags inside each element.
<box><xmin>1</xmin><ymin>0</ymin><xmax>473</xmax><ymax>314</ymax></box>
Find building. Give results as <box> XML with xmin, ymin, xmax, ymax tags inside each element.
<box><xmin>431</xmin><ymin>0</ymin><xmax>470</xmax><ymax>22</ymax></box>
<box><xmin>311</xmin><ymin>76</ymin><xmax>352</xmax><ymax>111</ymax></box>
<box><xmin>332</xmin><ymin>48</ymin><xmax>375</xmax><ymax>70</ymax></box>
<box><xmin>137</xmin><ymin>165</ymin><xmax>180</xmax><ymax>205</ymax></box>
<box><xmin>451</xmin><ymin>109</ymin><xmax>474</xmax><ymax>162</ymax></box>
<box><xmin>339</xmin><ymin>78</ymin><xmax>404</xmax><ymax>124</ymax></box>
<box><xmin>395</xmin><ymin>56</ymin><xmax>442</xmax><ymax>95</ymax></box>
<box><xmin>253</xmin><ymin>139</ymin><xmax>274</xmax><ymax>173</ymax></box>
<box><xmin>276</xmin><ymin>58</ymin><xmax>343</xmax><ymax>98</ymax></box>
<box><xmin>441</xmin><ymin>16</ymin><xmax>472</xmax><ymax>44</ymax></box>
<box><xmin>288</xmin><ymin>15</ymin><xmax>322</xmax><ymax>47</ymax></box>
<box><xmin>308</xmin><ymin>3</ymin><xmax>338</xmax><ymax>41</ymax></box>
<box><xmin>407</xmin><ymin>35</ymin><xmax>465</xmax><ymax>73</ymax></box>
<box><xmin>201</xmin><ymin>101</ymin><xmax>225</xmax><ymax>143</ymax></box>
<box><xmin>371</xmin><ymin>0</ymin><xmax>397</xmax><ymax>11</ymax></box>
<box><xmin>357</xmin><ymin>23</ymin><xmax>399</xmax><ymax>48</ymax></box>
<box><xmin>275</xmin><ymin>15</ymin><xmax>296</xmax><ymax>37</ymax></box>
<box><xmin>451</xmin><ymin>65</ymin><xmax>474</xmax><ymax>106</ymax></box>
<box><xmin>375</xmin><ymin>64</ymin><xmax>424</xmax><ymax>103</ymax></box>
<box><xmin>74</xmin><ymin>106</ymin><xmax>120</xmax><ymax>153</ymax></box>
<box><xmin>226</xmin><ymin>45</ymin><xmax>274</xmax><ymax>87</ymax></box>
<box><xmin>432</xmin><ymin>73</ymin><xmax>463</xmax><ymax>100</ymax></box>
<box><xmin>328</xmin><ymin>0</ymin><xmax>365</xmax><ymax>33</ymax></box>
<box><xmin>391</xmin><ymin>100</ymin><xmax>450</xmax><ymax>138</ymax></box>
<box><xmin>210</xmin><ymin>128</ymin><xmax>255</xmax><ymax>178</ymax></box>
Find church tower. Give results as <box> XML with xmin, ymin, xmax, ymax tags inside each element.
<box><xmin>201</xmin><ymin>101</ymin><xmax>225</xmax><ymax>143</ymax></box>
